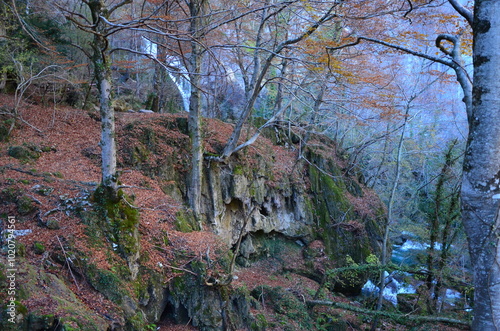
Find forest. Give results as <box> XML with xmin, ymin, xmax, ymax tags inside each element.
<box><xmin>0</xmin><ymin>0</ymin><xmax>499</xmax><ymax>330</ymax></box>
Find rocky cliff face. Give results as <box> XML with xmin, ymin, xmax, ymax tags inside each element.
<box><xmin>120</xmin><ymin>116</ymin><xmax>385</xmax><ymax>263</ymax></box>
<box><xmin>203</xmin><ymin>160</ymin><xmax>314</xmax><ymax>244</ymax></box>
<box><xmin>120</xmin><ymin>115</ymin><xmax>385</xmax><ymax>286</ymax></box>
<box><xmin>1</xmin><ymin>109</ymin><xmax>386</xmax><ymax>331</ymax></box>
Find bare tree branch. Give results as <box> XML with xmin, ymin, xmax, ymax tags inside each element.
<box><xmin>108</xmin><ymin>0</ymin><xmax>133</xmax><ymax>16</ymax></box>
<box><xmin>327</xmin><ymin>35</ymin><xmax>473</xmax><ymax>121</ymax></box>
<box><xmin>9</xmin><ymin>0</ymin><xmax>58</xmax><ymax>54</ymax></box>
<box><xmin>447</xmin><ymin>0</ymin><xmax>473</xmax><ymax>26</ymax></box>
<box><xmin>328</xmin><ymin>36</ymin><xmax>454</xmax><ymax>68</ymax></box>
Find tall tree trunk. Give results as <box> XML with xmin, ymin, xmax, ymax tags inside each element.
<box><xmin>427</xmin><ymin>141</ymin><xmax>459</xmax><ymax>313</ymax></box>
<box><xmin>434</xmin><ymin>182</ymin><xmax>460</xmax><ymax>313</ymax></box>
<box><xmin>89</xmin><ymin>0</ymin><xmax>118</xmax><ymax>198</ymax></box>
<box><xmin>96</xmin><ymin>63</ymin><xmax>117</xmax><ymax>196</ymax></box>
<box><xmin>371</xmin><ymin>105</ymin><xmax>409</xmax><ymax>331</ymax></box>
<box><xmin>187</xmin><ymin>0</ymin><xmax>207</xmax><ymax>227</ymax></box>
<box><xmin>462</xmin><ymin>1</ymin><xmax>500</xmax><ymax>329</ymax></box>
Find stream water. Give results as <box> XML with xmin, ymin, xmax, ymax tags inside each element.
<box><xmin>361</xmin><ymin>236</ymin><xmax>463</xmax><ymax>307</ymax></box>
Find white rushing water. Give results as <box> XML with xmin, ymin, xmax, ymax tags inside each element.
<box><xmin>142</xmin><ymin>37</ymin><xmax>191</xmax><ymax>112</ymax></box>
<box><xmin>362</xmin><ymin>273</ymin><xmax>416</xmax><ymax>306</ymax></box>
<box><xmin>362</xmin><ymin>236</ymin><xmax>461</xmax><ymax>306</ymax></box>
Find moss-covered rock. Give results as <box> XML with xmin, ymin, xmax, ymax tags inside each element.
<box><xmin>92</xmin><ymin>186</ymin><xmax>141</xmax><ymax>280</ymax></box>
<box><xmin>250</xmin><ymin>285</ymin><xmax>314</xmax><ymax>330</ymax></box>
<box><xmin>16</xmin><ymin>195</ymin><xmax>37</xmax><ymax>215</ymax></box>
<box><xmin>174</xmin><ymin>209</ymin><xmax>200</xmax><ymax>232</ymax></box>
<box><xmin>114</xmin><ymin>115</ymin><xmax>387</xmax><ymax>322</ymax></box>
<box><xmin>86</xmin><ymin>265</ymin><xmax>126</xmax><ymax>304</ymax></box>
<box><xmin>7</xmin><ymin>144</ymin><xmax>41</xmax><ymax>161</ymax></box>
<box><xmin>0</xmin><ymin>259</ymin><xmax>110</xmax><ymax>331</ymax></box>
<box><xmin>32</xmin><ymin>242</ymin><xmax>45</xmax><ymax>255</ymax></box>
<box><xmin>306</xmin><ymin>149</ymin><xmax>381</xmax><ymax>295</ymax></box>
<box><xmin>397</xmin><ymin>293</ymin><xmax>427</xmax><ymax>314</ymax></box>
<box><xmin>162</xmin><ymin>263</ymin><xmax>254</xmax><ymax>330</ymax></box>
<box><xmin>46</xmin><ymin>218</ymin><xmax>60</xmax><ymax>230</ymax></box>
<box><xmin>0</xmin><ymin>115</ymin><xmax>14</xmax><ymax>142</ymax></box>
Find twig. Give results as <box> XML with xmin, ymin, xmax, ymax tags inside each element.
<box><xmin>17</xmin><ymin>114</ymin><xmax>43</xmax><ymax>133</ymax></box>
<box><xmin>163</xmin><ymin>263</ymin><xmax>198</xmax><ymax>276</ymax></box>
<box><xmin>121</xmin><ymin>195</ymin><xmax>178</xmax><ymax>211</ymax></box>
<box><xmin>43</xmin><ymin>208</ymin><xmax>61</xmax><ymax>217</ymax></box>
<box><xmin>1</xmin><ymin>165</ymin><xmax>45</xmax><ymax>177</ymax></box>
<box><xmin>117</xmin><ymin>185</ymin><xmax>154</xmax><ymax>191</ymax></box>
<box><xmin>56</xmin><ymin>236</ymin><xmax>81</xmax><ymax>292</ymax></box>
<box><xmin>229</xmin><ymin>206</ymin><xmax>256</xmax><ymax>274</ymax></box>
<box><xmin>25</xmin><ymin>194</ymin><xmax>42</xmax><ymax>205</ymax></box>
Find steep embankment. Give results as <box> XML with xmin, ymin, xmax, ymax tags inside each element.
<box><xmin>1</xmin><ymin>94</ymin><xmax>390</xmax><ymax>330</ymax></box>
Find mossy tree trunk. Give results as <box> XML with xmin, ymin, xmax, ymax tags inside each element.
<box><xmin>187</xmin><ymin>0</ymin><xmax>207</xmax><ymax>227</ymax></box>
<box><xmin>425</xmin><ymin>140</ymin><xmax>461</xmax><ymax>313</ymax></box>
<box><xmin>86</xmin><ymin>0</ymin><xmax>133</xmax><ymax>199</ymax></box>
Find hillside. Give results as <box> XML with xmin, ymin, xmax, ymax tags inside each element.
<box><xmin>0</xmin><ymin>94</ymin><xmax>468</xmax><ymax>330</ymax></box>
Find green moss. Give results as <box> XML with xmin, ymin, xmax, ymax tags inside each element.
<box><xmin>26</xmin><ymin>313</ymin><xmax>57</xmax><ymax>329</ymax></box>
<box><xmin>86</xmin><ymin>266</ymin><xmax>125</xmax><ymax>304</ymax></box>
<box><xmin>16</xmin><ymin>195</ymin><xmax>37</xmax><ymax>215</ymax></box>
<box><xmin>306</xmin><ymin>153</ymin><xmax>378</xmax><ymax>296</ymax></box>
<box><xmin>139</xmin><ymin>127</ymin><xmax>157</xmax><ymax>151</ymax></box>
<box><xmin>14</xmin><ymin>301</ymin><xmax>28</xmax><ymax>315</ymax></box>
<box><xmin>1</xmin><ymin>187</ymin><xmax>21</xmax><ymax>202</ymax></box>
<box><xmin>218</xmin><ymin>249</ymin><xmax>234</xmax><ymax>273</ymax></box>
<box><xmin>79</xmin><ymin>210</ymin><xmax>107</xmax><ymax>248</ymax></box>
<box><xmin>309</xmin><ymin>164</ymin><xmax>351</xmax><ymax>225</ymax></box>
<box><xmin>171</xmin><ymin>276</ymin><xmax>187</xmax><ymax>298</ymax></box>
<box><xmin>233</xmin><ymin>164</ymin><xmax>245</xmax><ymax>176</ymax></box>
<box><xmin>251</xmin><ymin>313</ymin><xmax>269</xmax><ymax>330</ymax></box>
<box><xmin>8</xmin><ymin>144</ymin><xmax>40</xmax><ymax>161</ymax></box>
<box><xmin>131</xmin><ymin>144</ymin><xmax>150</xmax><ymax>164</ymax></box>
<box><xmin>41</xmin><ymin>146</ymin><xmax>53</xmax><ymax>153</ymax></box>
<box><xmin>46</xmin><ymin>218</ymin><xmax>61</xmax><ymax>230</ymax></box>
<box><xmin>34</xmin><ymin>185</ymin><xmax>54</xmax><ymax>196</ymax></box>
<box><xmin>0</xmin><ymin>117</ymin><xmax>14</xmax><ymax>142</ymax></box>
<box><xmin>52</xmin><ymin>171</ymin><xmax>64</xmax><ymax>178</ymax></box>
<box><xmin>174</xmin><ymin>209</ymin><xmax>199</xmax><ymax>232</ymax></box>
<box><xmin>125</xmin><ymin>310</ymin><xmax>148</xmax><ymax>330</ymax></box>
<box><xmin>51</xmin><ymin>296</ymin><xmax>105</xmax><ymax>330</ymax></box>
<box><xmin>174</xmin><ymin>117</ymin><xmax>189</xmax><ymax>134</ymax></box>
<box><xmin>92</xmin><ymin>186</ymin><xmax>140</xmax><ymax>257</ymax></box>
<box><xmin>251</xmin><ymin>285</ymin><xmax>313</xmax><ymax>329</ymax></box>
<box><xmin>33</xmin><ymin>242</ymin><xmax>45</xmax><ymax>255</ymax></box>
<box><xmin>335</xmin><ymin>255</ymin><xmax>362</xmax><ymax>289</ymax></box>
<box><xmin>251</xmin><ymin>116</ymin><xmax>267</xmax><ymax>128</ymax></box>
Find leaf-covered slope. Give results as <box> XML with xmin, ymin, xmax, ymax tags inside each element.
<box><xmin>0</xmin><ymin>94</ymin><xmax>397</xmax><ymax>330</ymax></box>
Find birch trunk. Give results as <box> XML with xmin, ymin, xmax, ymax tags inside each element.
<box><xmin>97</xmin><ymin>67</ymin><xmax>117</xmax><ymax>195</ymax></box>
<box><xmin>462</xmin><ymin>1</ymin><xmax>500</xmax><ymax>329</ymax></box>
<box><xmin>89</xmin><ymin>0</ymin><xmax>118</xmax><ymax>197</ymax></box>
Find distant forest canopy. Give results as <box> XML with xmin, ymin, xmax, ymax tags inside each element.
<box><xmin>0</xmin><ymin>0</ymin><xmax>468</xmax><ymax>226</ymax></box>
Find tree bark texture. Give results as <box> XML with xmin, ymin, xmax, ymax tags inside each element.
<box><xmin>89</xmin><ymin>0</ymin><xmax>118</xmax><ymax>195</ymax></box>
<box><xmin>462</xmin><ymin>1</ymin><xmax>500</xmax><ymax>329</ymax></box>
<box><xmin>187</xmin><ymin>0</ymin><xmax>207</xmax><ymax>226</ymax></box>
